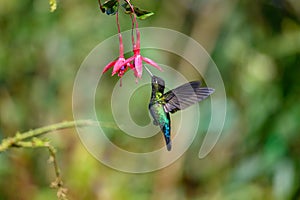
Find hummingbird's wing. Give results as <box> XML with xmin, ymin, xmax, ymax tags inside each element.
<box><xmin>163</xmin><ymin>81</ymin><xmax>214</xmax><ymax>113</ymax></box>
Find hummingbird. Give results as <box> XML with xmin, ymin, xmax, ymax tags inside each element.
<box><xmin>148</xmin><ymin>75</ymin><xmax>215</xmax><ymax>151</ymax></box>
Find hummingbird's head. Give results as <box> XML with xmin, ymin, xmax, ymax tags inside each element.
<box><xmin>152</xmin><ymin>75</ymin><xmax>165</xmax><ymax>93</ymax></box>
<box><xmin>152</xmin><ymin>76</ymin><xmax>165</xmax><ymax>86</ymax></box>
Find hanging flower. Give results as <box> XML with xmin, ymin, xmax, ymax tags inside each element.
<box><xmin>102</xmin><ymin>58</ymin><xmax>133</xmax><ymax>77</ymax></box>
<box><xmin>124</xmin><ymin>30</ymin><xmax>162</xmax><ymax>78</ymax></box>
<box><xmin>101</xmin><ymin>0</ymin><xmax>162</xmax><ymax>83</ymax></box>
<box><xmin>102</xmin><ymin>15</ymin><xmax>134</xmax><ymax>79</ymax></box>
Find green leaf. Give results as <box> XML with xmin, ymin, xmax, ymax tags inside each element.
<box><xmin>134</xmin><ymin>7</ymin><xmax>154</xmax><ymax>20</ymax></box>
<box><xmin>122</xmin><ymin>3</ymin><xmax>154</xmax><ymax>20</ymax></box>
<box><xmin>101</xmin><ymin>0</ymin><xmax>119</xmax><ymax>15</ymax></box>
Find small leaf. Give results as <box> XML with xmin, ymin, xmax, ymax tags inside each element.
<box><xmin>122</xmin><ymin>3</ymin><xmax>154</xmax><ymax>20</ymax></box>
<box><xmin>49</xmin><ymin>0</ymin><xmax>57</xmax><ymax>12</ymax></box>
<box><xmin>101</xmin><ymin>0</ymin><xmax>119</xmax><ymax>15</ymax></box>
<box><xmin>134</xmin><ymin>7</ymin><xmax>154</xmax><ymax>20</ymax></box>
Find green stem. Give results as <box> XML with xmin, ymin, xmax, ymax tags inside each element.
<box><xmin>0</xmin><ymin>120</ymin><xmax>99</xmax><ymax>152</ymax></box>
<box><xmin>0</xmin><ymin>119</ymin><xmax>107</xmax><ymax>199</ymax></box>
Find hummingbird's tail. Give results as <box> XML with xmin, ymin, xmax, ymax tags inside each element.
<box><xmin>166</xmin><ymin>141</ymin><xmax>172</xmax><ymax>151</ymax></box>
<box><xmin>162</xmin><ymin>123</ymin><xmax>172</xmax><ymax>151</ymax></box>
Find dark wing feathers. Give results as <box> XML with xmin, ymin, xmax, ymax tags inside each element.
<box><xmin>163</xmin><ymin>81</ymin><xmax>214</xmax><ymax>113</ymax></box>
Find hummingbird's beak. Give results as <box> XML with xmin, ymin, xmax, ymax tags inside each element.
<box><xmin>144</xmin><ymin>65</ymin><xmax>153</xmax><ymax>77</ymax></box>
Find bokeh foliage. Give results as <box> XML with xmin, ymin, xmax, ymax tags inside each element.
<box><xmin>0</xmin><ymin>0</ymin><xmax>300</xmax><ymax>199</ymax></box>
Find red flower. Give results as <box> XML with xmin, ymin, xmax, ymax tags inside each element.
<box><xmin>102</xmin><ymin>33</ymin><xmax>132</xmax><ymax>77</ymax></box>
<box><xmin>102</xmin><ymin>57</ymin><xmax>132</xmax><ymax>77</ymax></box>
<box><xmin>123</xmin><ymin>30</ymin><xmax>162</xmax><ymax>78</ymax></box>
<box><xmin>102</xmin><ymin>1</ymin><xmax>162</xmax><ymax>83</ymax></box>
<box><xmin>102</xmin><ymin>31</ymin><xmax>161</xmax><ymax>79</ymax></box>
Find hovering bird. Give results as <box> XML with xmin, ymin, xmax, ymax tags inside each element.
<box><xmin>148</xmin><ymin>75</ymin><xmax>214</xmax><ymax>151</ymax></box>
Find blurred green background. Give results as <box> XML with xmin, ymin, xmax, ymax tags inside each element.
<box><xmin>1</xmin><ymin>0</ymin><xmax>300</xmax><ymax>199</ymax></box>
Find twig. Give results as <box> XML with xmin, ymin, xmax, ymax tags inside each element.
<box><xmin>0</xmin><ymin>120</ymin><xmax>99</xmax><ymax>152</ymax></box>
<box><xmin>14</xmin><ymin>138</ymin><xmax>68</xmax><ymax>200</ymax></box>
<box><xmin>0</xmin><ymin>119</ymin><xmax>114</xmax><ymax>200</ymax></box>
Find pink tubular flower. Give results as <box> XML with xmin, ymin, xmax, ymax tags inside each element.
<box><xmin>102</xmin><ymin>0</ymin><xmax>162</xmax><ymax>83</ymax></box>
<box><xmin>102</xmin><ymin>9</ymin><xmax>133</xmax><ymax>79</ymax></box>
<box><xmin>102</xmin><ymin>30</ymin><xmax>162</xmax><ymax>80</ymax></box>
<box><xmin>124</xmin><ymin>30</ymin><xmax>162</xmax><ymax>78</ymax></box>
<box><xmin>102</xmin><ymin>32</ymin><xmax>132</xmax><ymax>78</ymax></box>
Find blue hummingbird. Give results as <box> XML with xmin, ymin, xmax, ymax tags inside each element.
<box><xmin>148</xmin><ymin>75</ymin><xmax>214</xmax><ymax>151</ymax></box>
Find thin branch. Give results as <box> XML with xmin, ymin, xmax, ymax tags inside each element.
<box><xmin>14</xmin><ymin>138</ymin><xmax>68</xmax><ymax>200</ymax></box>
<box><xmin>0</xmin><ymin>119</ymin><xmax>113</xmax><ymax>199</ymax></box>
<box><xmin>47</xmin><ymin>144</ymin><xmax>68</xmax><ymax>200</ymax></box>
<box><xmin>0</xmin><ymin>120</ymin><xmax>103</xmax><ymax>153</ymax></box>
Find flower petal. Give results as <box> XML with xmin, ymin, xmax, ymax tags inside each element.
<box><xmin>135</xmin><ymin>55</ymin><xmax>143</xmax><ymax>78</ymax></box>
<box><xmin>112</xmin><ymin>58</ymin><xmax>126</xmax><ymax>75</ymax></box>
<box><xmin>132</xmin><ymin>67</ymin><xmax>138</xmax><ymax>78</ymax></box>
<box><xmin>123</xmin><ymin>56</ymin><xmax>135</xmax><ymax>66</ymax></box>
<box><xmin>128</xmin><ymin>62</ymin><xmax>135</xmax><ymax>69</ymax></box>
<box><xmin>142</xmin><ymin>57</ymin><xmax>162</xmax><ymax>71</ymax></box>
<box><xmin>102</xmin><ymin>61</ymin><xmax>116</xmax><ymax>73</ymax></box>
<box><xmin>117</xmin><ymin>66</ymin><xmax>128</xmax><ymax>77</ymax></box>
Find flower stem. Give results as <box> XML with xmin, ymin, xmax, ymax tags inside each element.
<box><xmin>115</xmin><ymin>6</ymin><xmax>124</xmax><ymax>56</ymax></box>
<box><xmin>130</xmin><ymin>14</ymin><xmax>135</xmax><ymax>48</ymax></box>
<box><xmin>124</xmin><ymin>0</ymin><xmax>140</xmax><ymax>49</ymax></box>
